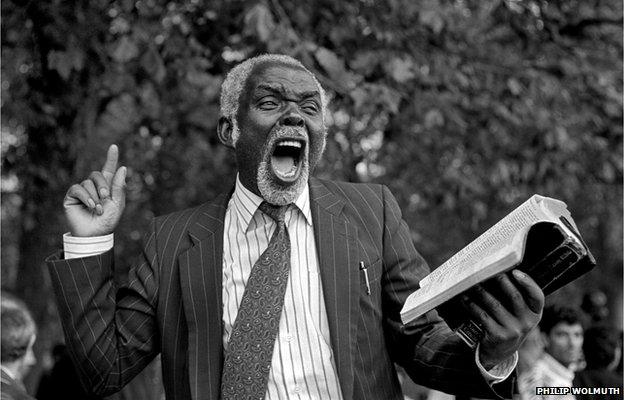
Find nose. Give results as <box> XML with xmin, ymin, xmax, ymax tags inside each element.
<box><xmin>280</xmin><ymin>111</ymin><xmax>305</xmax><ymax>128</ymax></box>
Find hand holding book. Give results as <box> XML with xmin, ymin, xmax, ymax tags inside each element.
<box><xmin>401</xmin><ymin>194</ymin><xmax>596</xmax><ymax>350</ymax></box>
<box><xmin>462</xmin><ymin>270</ymin><xmax>544</xmax><ymax>370</ymax></box>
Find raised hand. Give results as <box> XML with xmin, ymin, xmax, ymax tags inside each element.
<box><xmin>64</xmin><ymin>144</ymin><xmax>127</xmax><ymax>237</ymax></box>
<box><xmin>463</xmin><ymin>270</ymin><xmax>545</xmax><ymax>369</ymax></box>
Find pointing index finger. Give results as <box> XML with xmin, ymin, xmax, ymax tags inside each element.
<box><xmin>102</xmin><ymin>144</ymin><xmax>119</xmax><ymax>184</ymax></box>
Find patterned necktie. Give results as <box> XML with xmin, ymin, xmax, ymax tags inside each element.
<box><xmin>221</xmin><ymin>202</ymin><xmax>291</xmax><ymax>400</ymax></box>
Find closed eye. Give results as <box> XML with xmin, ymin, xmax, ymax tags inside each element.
<box><xmin>301</xmin><ymin>101</ymin><xmax>319</xmax><ymax>113</ymax></box>
<box><xmin>258</xmin><ymin>100</ymin><xmax>278</xmax><ymax>110</ymax></box>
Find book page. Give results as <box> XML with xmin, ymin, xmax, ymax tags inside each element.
<box><xmin>537</xmin><ymin>197</ymin><xmax>581</xmax><ymax>244</ymax></box>
<box><xmin>420</xmin><ymin>195</ymin><xmax>553</xmax><ymax>288</ymax></box>
<box><xmin>402</xmin><ymin>250</ymin><xmax>522</xmax><ymax>323</ymax></box>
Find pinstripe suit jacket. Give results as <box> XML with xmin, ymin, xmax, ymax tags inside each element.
<box><xmin>47</xmin><ymin>178</ymin><xmax>512</xmax><ymax>400</ymax></box>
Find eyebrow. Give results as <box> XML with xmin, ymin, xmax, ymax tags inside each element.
<box><xmin>255</xmin><ymin>84</ymin><xmax>319</xmax><ymax>100</ymax></box>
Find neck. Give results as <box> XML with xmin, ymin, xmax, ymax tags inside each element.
<box><xmin>238</xmin><ymin>172</ymin><xmax>261</xmax><ymax>197</ymax></box>
<box><xmin>545</xmin><ymin>352</ymin><xmax>573</xmax><ymax>369</ymax></box>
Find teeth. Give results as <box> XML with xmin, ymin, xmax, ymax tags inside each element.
<box><xmin>277</xmin><ymin>140</ymin><xmax>302</xmax><ymax>148</ymax></box>
<box><xmin>283</xmin><ymin>167</ymin><xmax>297</xmax><ymax>177</ymax></box>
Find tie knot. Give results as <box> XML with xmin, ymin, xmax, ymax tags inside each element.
<box><xmin>259</xmin><ymin>202</ymin><xmax>288</xmax><ymax>223</ymax></box>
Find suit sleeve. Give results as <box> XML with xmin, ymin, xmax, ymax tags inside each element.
<box><xmin>379</xmin><ymin>185</ymin><xmax>514</xmax><ymax>398</ymax></box>
<box><xmin>46</xmin><ymin>219</ymin><xmax>160</xmax><ymax>396</ymax></box>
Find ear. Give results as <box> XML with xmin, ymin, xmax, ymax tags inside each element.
<box><xmin>217</xmin><ymin>116</ymin><xmax>235</xmax><ymax>149</ymax></box>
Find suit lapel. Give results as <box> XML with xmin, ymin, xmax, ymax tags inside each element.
<box><xmin>179</xmin><ymin>191</ymin><xmax>230</xmax><ymax>400</ymax></box>
<box><xmin>309</xmin><ymin>178</ymin><xmax>360</xmax><ymax>400</ymax></box>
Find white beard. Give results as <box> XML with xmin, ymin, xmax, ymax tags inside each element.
<box><xmin>257</xmin><ymin>126</ymin><xmax>310</xmax><ymax>206</ymax></box>
<box><xmin>257</xmin><ymin>159</ymin><xmax>308</xmax><ymax>206</ymax></box>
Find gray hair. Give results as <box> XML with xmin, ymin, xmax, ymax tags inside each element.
<box><xmin>1</xmin><ymin>293</ymin><xmax>36</xmax><ymax>363</ymax></box>
<box><xmin>219</xmin><ymin>54</ymin><xmax>328</xmax><ymax>145</ymax></box>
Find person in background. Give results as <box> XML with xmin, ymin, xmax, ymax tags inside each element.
<box><xmin>580</xmin><ymin>290</ymin><xmax>610</xmax><ymax>324</ymax></box>
<box><xmin>517</xmin><ymin>304</ymin><xmax>585</xmax><ymax>400</ymax></box>
<box><xmin>517</xmin><ymin>326</ymin><xmax>546</xmax><ymax>375</ymax></box>
<box><xmin>1</xmin><ymin>292</ymin><xmax>37</xmax><ymax>400</ymax></box>
<box><xmin>617</xmin><ymin>331</ymin><xmax>623</xmax><ymax>375</ymax></box>
<box><xmin>573</xmin><ymin>325</ymin><xmax>622</xmax><ymax>399</ymax></box>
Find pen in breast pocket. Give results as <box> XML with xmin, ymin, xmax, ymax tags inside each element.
<box><xmin>359</xmin><ymin>261</ymin><xmax>371</xmax><ymax>295</ymax></box>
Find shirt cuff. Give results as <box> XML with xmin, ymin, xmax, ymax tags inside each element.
<box><xmin>63</xmin><ymin>232</ymin><xmax>114</xmax><ymax>259</ymax></box>
<box><xmin>475</xmin><ymin>344</ymin><xmax>518</xmax><ymax>384</ymax></box>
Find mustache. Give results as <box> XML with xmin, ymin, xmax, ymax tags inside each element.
<box><xmin>268</xmin><ymin>125</ymin><xmax>307</xmax><ymax>142</ymax></box>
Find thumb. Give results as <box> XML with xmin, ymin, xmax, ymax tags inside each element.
<box><xmin>111</xmin><ymin>166</ymin><xmax>127</xmax><ymax>202</ymax></box>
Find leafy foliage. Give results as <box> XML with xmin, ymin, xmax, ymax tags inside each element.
<box><xmin>2</xmin><ymin>0</ymin><xmax>622</xmax><ymax>394</ymax></box>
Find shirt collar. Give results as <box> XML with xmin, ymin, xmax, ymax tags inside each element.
<box><xmin>0</xmin><ymin>365</ymin><xmax>16</xmax><ymax>381</ymax></box>
<box><xmin>231</xmin><ymin>175</ymin><xmax>312</xmax><ymax>231</ymax></box>
<box><xmin>541</xmin><ymin>353</ymin><xmax>575</xmax><ymax>380</ymax></box>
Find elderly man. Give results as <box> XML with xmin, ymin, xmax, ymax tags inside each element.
<box><xmin>1</xmin><ymin>293</ymin><xmax>37</xmax><ymax>400</ymax></box>
<box><xmin>47</xmin><ymin>54</ymin><xmax>544</xmax><ymax>400</ymax></box>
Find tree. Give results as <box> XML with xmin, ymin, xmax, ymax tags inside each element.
<box><xmin>2</xmin><ymin>0</ymin><xmax>622</xmax><ymax>395</ymax></box>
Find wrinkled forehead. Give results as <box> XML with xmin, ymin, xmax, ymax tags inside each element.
<box><xmin>242</xmin><ymin>60</ymin><xmax>320</xmax><ymax>100</ymax></box>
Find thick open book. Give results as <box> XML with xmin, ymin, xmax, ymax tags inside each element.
<box><xmin>400</xmin><ymin>194</ymin><xmax>596</xmax><ymax>347</ymax></box>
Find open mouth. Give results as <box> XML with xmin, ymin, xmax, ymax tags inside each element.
<box><xmin>270</xmin><ymin>138</ymin><xmax>306</xmax><ymax>183</ymax></box>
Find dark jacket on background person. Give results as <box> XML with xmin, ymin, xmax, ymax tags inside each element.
<box><xmin>573</xmin><ymin>369</ymin><xmax>623</xmax><ymax>399</ymax></box>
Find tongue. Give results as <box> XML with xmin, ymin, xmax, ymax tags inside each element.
<box><xmin>271</xmin><ymin>155</ymin><xmax>296</xmax><ymax>177</ymax></box>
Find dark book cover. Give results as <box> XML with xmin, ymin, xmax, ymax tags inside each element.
<box><xmin>436</xmin><ymin>221</ymin><xmax>596</xmax><ymax>348</ymax></box>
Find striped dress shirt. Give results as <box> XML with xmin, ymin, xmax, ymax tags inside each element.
<box><xmin>223</xmin><ymin>177</ymin><xmax>343</xmax><ymax>400</ymax></box>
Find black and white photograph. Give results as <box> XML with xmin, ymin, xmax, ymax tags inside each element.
<box><xmin>1</xmin><ymin>1</ymin><xmax>622</xmax><ymax>399</ymax></box>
